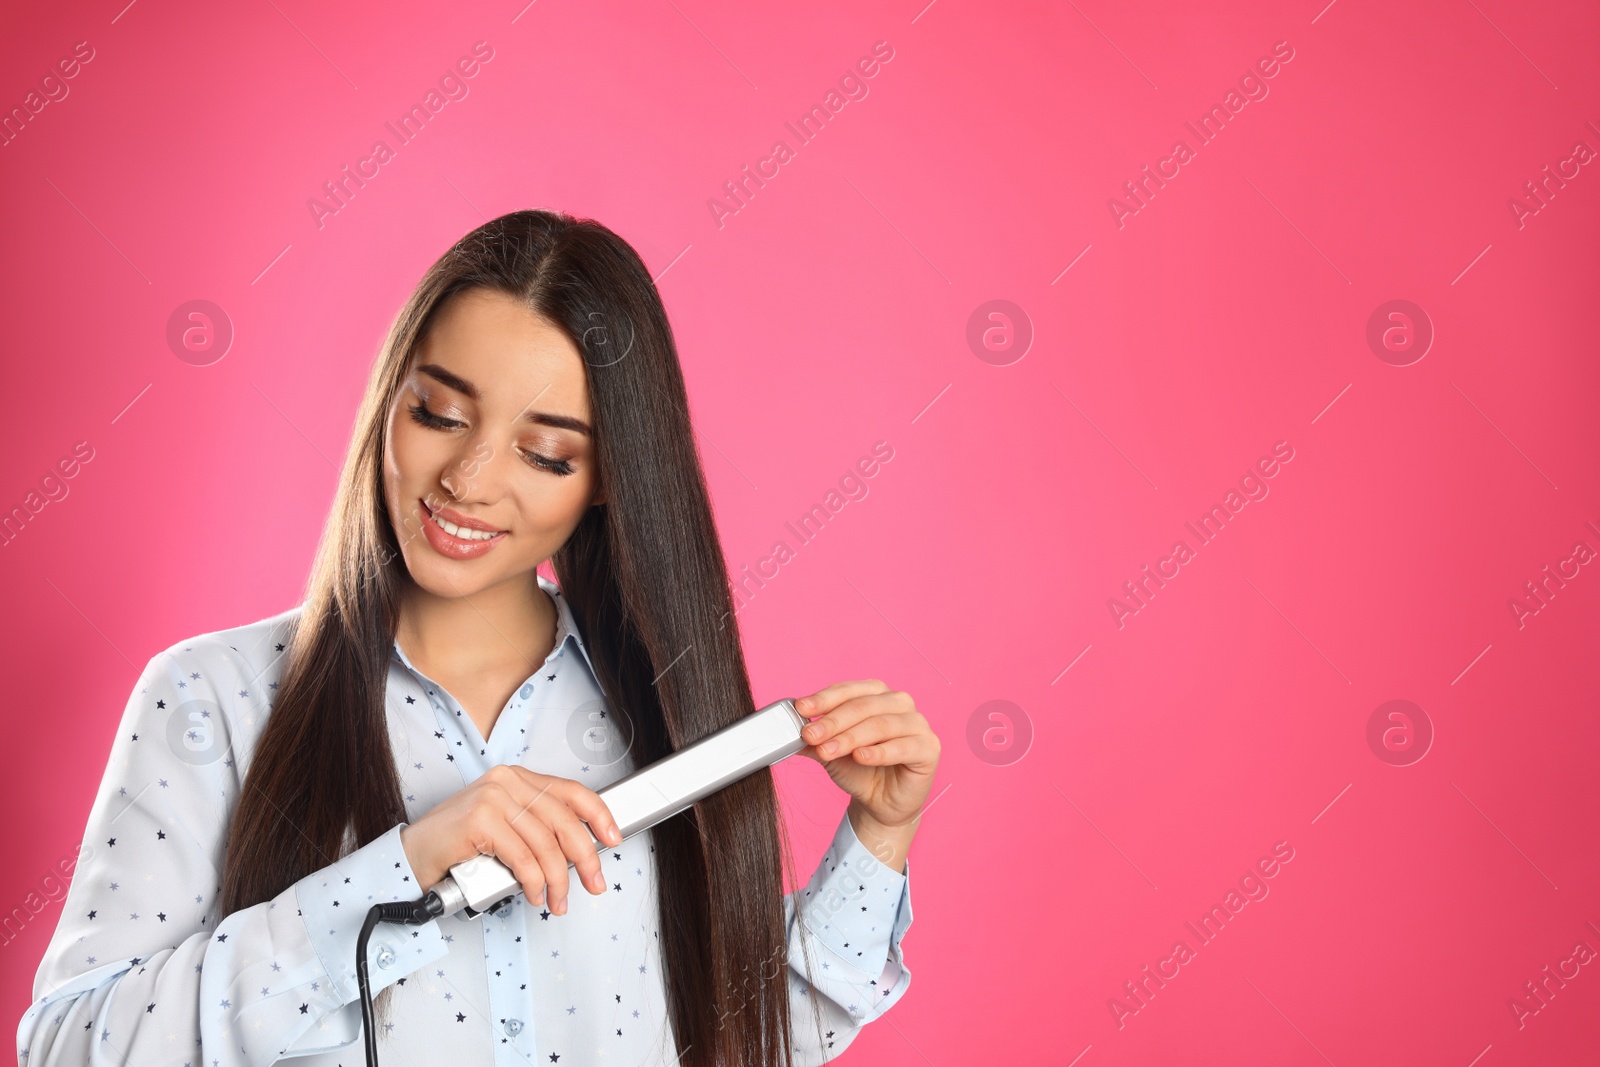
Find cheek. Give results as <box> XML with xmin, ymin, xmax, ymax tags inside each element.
<box><xmin>517</xmin><ymin>472</ymin><xmax>593</xmax><ymax>530</ymax></box>
<box><xmin>387</xmin><ymin>417</ymin><xmax>452</xmax><ymax>488</ymax></box>
<box><xmin>383</xmin><ymin>417</ymin><xmax>454</xmax><ymax>526</ymax></box>
<box><xmin>383</xmin><ymin>421</ymin><xmax>416</xmax><ymax>508</ymax></box>
<box><xmin>381</xmin><ymin>422</ymin><xmax>421</xmax><ymax>535</ymax></box>
<box><xmin>507</xmin><ymin>471</ymin><xmax>596</xmax><ymax>548</ymax></box>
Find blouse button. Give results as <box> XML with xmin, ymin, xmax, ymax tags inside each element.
<box><xmin>374</xmin><ymin>943</ymin><xmax>396</xmax><ymax>969</ymax></box>
<box><xmin>504</xmin><ymin>1018</ymin><xmax>524</xmax><ymax>1037</ymax></box>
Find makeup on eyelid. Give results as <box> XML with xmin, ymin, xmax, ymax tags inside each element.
<box><xmin>408</xmin><ymin>399</ymin><xmax>578</xmax><ymax>480</ymax></box>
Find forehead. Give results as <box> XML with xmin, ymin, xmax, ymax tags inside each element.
<box><xmin>416</xmin><ymin>288</ymin><xmax>590</xmax><ymax>416</ymax></box>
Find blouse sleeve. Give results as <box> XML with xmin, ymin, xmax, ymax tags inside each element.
<box><xmin>15</xmin><ymin>645</ymin><xmax>452</xmax><ymax>1067</ymax></box>
<box><xmin>783</xmin><ymin>809</ymin><xmax>914</xmax><ymax>1065</ymax></box>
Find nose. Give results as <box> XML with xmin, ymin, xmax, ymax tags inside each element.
<box><xmin>438</xmin><ymin>428</ymin><xmax>508</xmax><ymax>505</ymax></box>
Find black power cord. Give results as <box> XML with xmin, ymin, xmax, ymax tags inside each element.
<box><xmin>356</xmin><ymin>893</ymin><xmax>447</xmax><ymax>1067</ymax></box>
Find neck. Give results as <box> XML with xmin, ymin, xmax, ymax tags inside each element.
<box><xmin>395</xmin><ymin>569</ymin><xmax>556</xmax><ymax>683</ymax></box>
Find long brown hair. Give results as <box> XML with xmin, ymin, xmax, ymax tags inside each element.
<box><xmin>221</xmin><ymin>209</ymin><xmax>817</xmax><ymax>1065</ymax></box>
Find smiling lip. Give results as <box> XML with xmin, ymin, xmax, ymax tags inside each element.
<box><xmin>420</xmin><ymin>499</ymin><xmax>507</xmax><ymax>561</ymax></box>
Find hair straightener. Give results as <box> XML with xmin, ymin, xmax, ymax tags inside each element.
<box><xmin>356</xmin><ymin>698</ymin><xmax>811</xmax><ymax>1066</ymax></box>
<box><xmin>432</xmin><ymin>697</ymin><xmax>809</xmax><ymax>915</ymax></box>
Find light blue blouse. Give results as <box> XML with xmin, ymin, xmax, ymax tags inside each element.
<box><xmin>17</xmin><ymin>575</ymin><xmax>913</xmax><ymax>1065</ymax></box>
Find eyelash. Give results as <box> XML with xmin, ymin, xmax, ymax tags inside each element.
<box><xmin>407</xmin><ymin>402</ymin><xmax>576</xmax><ymax>477</ymax></box>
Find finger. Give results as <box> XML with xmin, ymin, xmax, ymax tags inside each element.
<box><xmin>483</xmin><ymin>765</ymin><xmax>558</xmax><ymax>825</ymax></box>
<box><xmin>503</xmin><ymin>804</ymin><xmax>573</xmax><ymax>914</ymax></box>
<box><xmin>817</xmin><ymin>711</ymin><xmax>920</xmax><ymax>759</ymax></box>
<box><xmin>510</xmin><ymin>767</ymin><xmax>622</xmax><ymax>847</ymax></box>
<box><xmin>848</xmin><ymin>734</ymin><xmax>937</xmax><ymax>770</ymax></box>
<box><xmin>801</xmin><ymin>691</ymin><xmax>911</xmax><ymax>748</ymax></box>
<box><xmin>800</xmin><ymin>690</ymin><xmax>901</xmax><ymax>745</ymax></box>
<box><xmin>494</xmin><ymin>774</ymin><xmax>611</xmax><ymax>906</ymax></box>
<box><xmin>795</xmin><ymin>679</ymin><xmax>890</xmax><ymax>717</ymax></box>
<box><xmin>547</xmin><ymin>805</ymin><xmax>608</xmax><ymax>897</ymax></box>
<box><xmin>479</xmin><ymin>777</ymin><xmax>571</xmax><ymax>909</ymax></box>
<box><xmin>467</xmin><ymin>806</ymin><xmax>547</xmax><ymax>905</ymax></box>
<box><xmin>508</xmin><ymin>784</ymin><xmax>612</xmax><ymax>901</ymax></box>
<box><xmin>495</xmin><ymin>770</ymin><xmax>604</xmax><ymax>853</ymax></box>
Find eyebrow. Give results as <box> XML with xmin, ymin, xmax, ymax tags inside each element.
<box><xmin>417</xmin><ymin>363</ymin><xmax>593</xmax><ymax>436</ymax></box>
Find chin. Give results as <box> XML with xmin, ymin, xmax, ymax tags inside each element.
<box><xmin>409</xmin><ymin>549</ymin><xmax>548</xmax><ymax>599</ymax></box>
<box><xmin>401</xmin><ymin>553</ymin><xmax>497</xmax><ymax>597</ymax></box>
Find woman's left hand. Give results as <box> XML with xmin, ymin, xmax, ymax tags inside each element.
<box><xmin>796</xmin><ymin>680</ymin><xmax>940</xmax><ymax>828</ymax></box>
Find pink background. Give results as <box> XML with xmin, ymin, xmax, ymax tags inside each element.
<box><xmin>4</xmin><ymin>0</ymin><xmax>1600</xmax><ymax>1063</ymax></box>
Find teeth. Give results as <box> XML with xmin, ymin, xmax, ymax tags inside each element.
<box><xmin>433</xmin><ymin>511</ymin><xmax>500</xmax><ymax>541</ymax></box>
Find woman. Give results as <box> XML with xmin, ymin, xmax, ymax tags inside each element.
<box><xmin>17</xmin><ymin>210</ymin><xmax>940</xmax><ymax>1067</ymax></box>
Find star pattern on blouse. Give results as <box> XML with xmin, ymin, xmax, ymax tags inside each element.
<box><xmin>19</xmin><ymin>593</ymin><xmax>913</xmax><ymax>1067</ymax></box>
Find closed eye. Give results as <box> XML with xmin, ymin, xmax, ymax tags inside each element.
<box><xmin>412</xmin><ymin>402</ymin><xmax>576</xmax><ymax>476</ymax></box>
<box><xmin>521</xmin><ymin>449</ymin><xmax>575</xmax><ymax>477</ymax></box>
<box><xmin>408</xmin><ymin>402</ymin><xmax>463</xmax><ymax>431</ymax></box>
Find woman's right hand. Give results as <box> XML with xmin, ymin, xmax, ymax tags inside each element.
<box><xmin>399</xmin><ymin>764</ymin><xmax>622</xmax><ymax>915</ymax></box>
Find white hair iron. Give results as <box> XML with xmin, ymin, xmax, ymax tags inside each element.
<box><xmin>426</xmin><ymin>698</ymin><xmax>809</xmax><ymax>918</ymax></box>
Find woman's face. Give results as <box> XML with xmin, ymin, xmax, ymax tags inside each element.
<box><xmin>382</xmin><ymin>287</ymin><xmax>603</xmax><ymax>601</ymax></box>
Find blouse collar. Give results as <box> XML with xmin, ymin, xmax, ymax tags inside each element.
<box><xmin>390</xmin><ymin>573</ymin><xmax>598</xmax><ymax>680</ymax></box>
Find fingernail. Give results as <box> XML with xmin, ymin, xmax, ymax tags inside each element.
<box><xmin>820</xmin><ymin>741</ymin><xmax>838</xmax><ymax>756</ymax></box>
<box><xmin>804</xmin><ymin>724</ymin><xmax>822</xmax><ymax>740</ymax></box>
